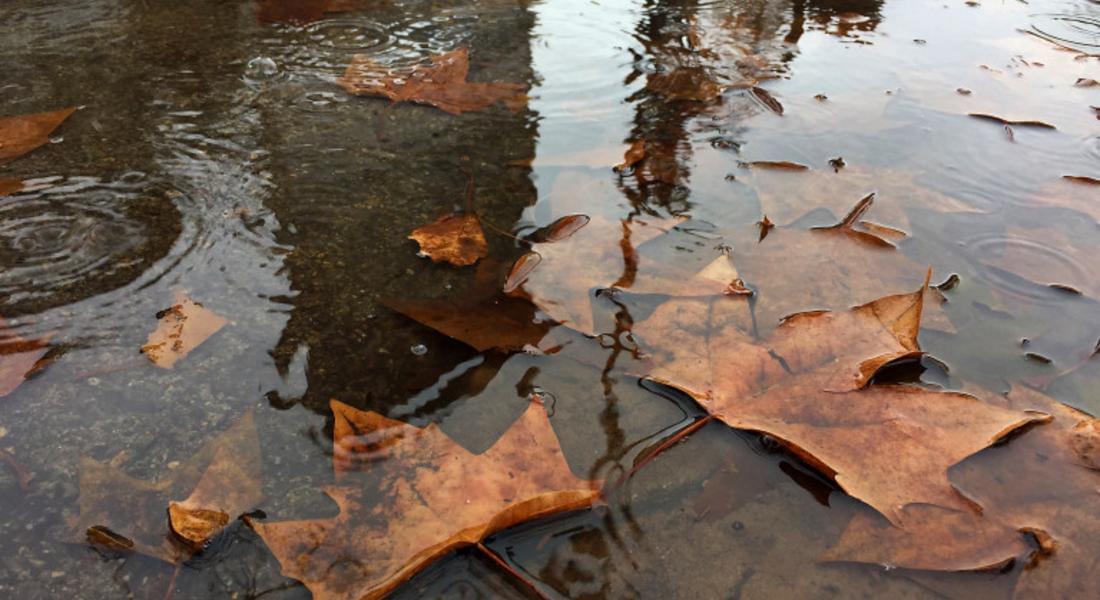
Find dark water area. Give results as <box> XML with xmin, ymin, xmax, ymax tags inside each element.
<box><xmin>1</xmin><ymin>0</ymin><xmax>1098</xmax><ymax>598</ymax></box>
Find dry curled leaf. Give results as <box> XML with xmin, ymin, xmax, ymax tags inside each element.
<box><xmin>0</xmin><ymin>107</ymin><xmax>75</xmax><ymax>165</ymax></box>
<box><xmin>631</xmin><ymin>276</ymin><xmax>1046</xmax><ymax>524</ymax></box>
<box><xmin>0</xmin><ymin>316</ymin><xmax>51</xmax><ymax>399</ymax></box>
<box><xmin>248</xmin><ymin>398</ymin><xmax>601</xmax><ymax>600</ymax></box>
<box><xmin>408</xmin><ymin>213</ymin><xmax>487</xmax><ymax>267</ymax></box>
<box><xmin>71</xmin><ymin>411</ymin><xmax>261</xmax><ymax>563</ymax></box>
<box><xmin>337</xmin><ymin>48</ymin><xmax>527</xmax><ymax>115</ymax></box>
<box><xmin>141</xmin><ymin>292</ymin><xmax>228</xmax><ymax>369</ymax></box>
<box><xmin>737</xmin><ymin>160</ymin><xmax>810</xmax><ymax>171</ymax></box>
<box><xmin>968</xmin><ymin>113</ymin><xmax>1056</xmax><ymax>129</ymax></box>
<box><xmin>749</xmin><ymin>86</ymin><xmax>783</xmax><ymax>115</ymax></box>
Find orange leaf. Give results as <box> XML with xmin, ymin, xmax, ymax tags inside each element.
<box><xmin>141</xmin><ymin>292</ymin><xmax>228</xmax><ymax>369</ymax></box>
<box><xmin>71</xmin><ymin>411</ymin><xmax>262</xmax><ymax>563</ymax></box>
<box><xmin>632</xmin><ymin>277</ymin><xmax>1047</xmax><ymax>524</ymax></box>
<box><xmin>0</xmin><ymin>316</ymin><xmax>50</xmax><ymax>399</ymax></box>
<box><xmin>408</xmin><ymin>213</ymin><xmax>488</xmax><ymax>267</ymax></box>
<box><xmin>0</xmin><ymin>107</ymin><xmax>75</xmax><ymax>165</ymax></box>
<box><xmin>338</xmin><ymin>48</ymin><xmax>527</xmax><ymax>115</ymax></box>
<box><xmin>248</xmin><ymin>398</ymin><xmax>601</xmax><ymax>600</ymax></box>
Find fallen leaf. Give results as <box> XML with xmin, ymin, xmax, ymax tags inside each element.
<box><xmin>645</xmin><ymin>67</ymin><xmax>723</xmax><ymax>102</ymax></box>
<box><xmin>380</xmin><ymin>293</ymin><xmax>550</xmax><ymax>352</ymax></box>
<box><xmin>749</xmin><ymin>86</ymin><xmax>783</xmax><ymax>115</ymax></box>
<box><xmin>1062</xmin><ymin>175</ymin><xmax>1100</xmax><ymax>186</ymax></box>
<box><xmin>0</xmin><ymin>107</ymin><xmax>76</xmax><ymax>165</ymax></box>
<box><xmin>337</xmin><ymin>48</ymin><xmax>527</xmax><ymax>115</ymax></box>
<box><xmin>631</xmin><ymin>277</ymin><xmax>1046</xmax><ymax>524</ymax></box>
<box><xmin>408</xmin><ymin>213</ymin><xmax>488</xmax><ymax>267</ymax></box>
<box><xmin>1074</xmin><ymin>78</ymin><xmax>1099</xmax><ymax>87</ymax></box>
<box><xmin>71</xmin><ymin>411</ymin><xmax>261</xmax><ymax>563</ymax></box>
<box><xmin>0</xmin><ymin>316</ymin><xmax>50</xmax><ymax>398</ymax></box>
<box><xmin>968</xmin><ymin>113</ymin><xmax>1056</xmax><ymax>129</ymax></box>
<box><xmin>248</xmin><ymin>398</ymin><xmax>601</xmax><ymax>600</ymax></box>
<box><xmin>506</xmin><ymin>215</ymin><xmax>741</xmax><ymax>335</ymax></box>
<box><xmin>826</xmin><ymin>388</ymin><xmax>1100</xmax><ymax>597</ymax></box>
<box><xmin>0</xmin><ymin>177</ymin><xmax>23</xmax><ymax>196</ymax></box>
<box><xmin>141</xmin><ymin>292</ymin><xmax>228</xmax><ymax>369</ymax></box>
<box><xmin>612</xmin><ymin>139</ymin><xmax>681</xmax><ymax>184</ymax></box>
<box><xmin>737</xmin><ymin>160</ymin><xmax>810</xmax><ymax>171</ymax></box>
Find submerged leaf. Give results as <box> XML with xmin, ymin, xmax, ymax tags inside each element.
<box><xmin>408</xmin><ymin>213</ymin><xmax>488</xmax><ymax>267</ymax></box>
<box><xmin>0</xmin><ymin>107</ymin><xmax>75</xmax><ymax>165</ymax></box>
<box><xmin>71</xmin><ymin>411</ymin><xmax>261</xmax><ymax>563</ymax></box>
<box><xmin>0</xmin><ymin>177</ymin><xmax>23</xmax><ymax>196</ymax></box>
<box><xmin>248</xmin><ymin>399</ymin><xmax>601</xmax><ymax>600</ymax></box>
<box><xmin>338</xmin><ymin>48</ymin><xmax>527</xmax><ymax>115</ymax></box>
<box><xmin>141</xmin><ymin>292</ymin><xmax>228</xmax><ymax>369</ymax></box>
<box><xmin>0</xmin><ymin>316</ymin><xmax>50</xmax><ymax>399</ymax></box>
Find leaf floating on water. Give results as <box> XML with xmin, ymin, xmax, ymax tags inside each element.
<box><xmin>757</xmin><ymin>215</ymin><xmax>774</xmax><ymax>242</ymax></box>
<box><xmin>749</xmin><ymin>86</ymin><xmax>784</xmax><ymax>115</ymax></box>
<box><xmin>827</xmin><ymin>391</ymin><xmax>1100</xmax><ymax>597</ymax></box>
<box><xmin>737</xmin><ymin>160</ymin><xmax>810</xmax><ymax>171</ymax></box>
<box><xmin>828</xmin><ymin>156</ymin><xmax>846</xmax><ymax>172</ymax></box>
<box><xmin>1074</xmin><ymin>78</ymin><xmax>1099</xmax><ymax>88</ymax></box>
<box><xmin>0</xmin><ymin>316</ymin><xmax>51</xmax><ymax>399</ymax></box>
<box><xmin>1062</xmin><ymin>175</ymin><xmax>1100</xmax><ymax>186</ymax></box>
<box><xmin>632</xmin><ymin>276</ymin><xmax>1047</xmax><ymax>524</ymax></box>
<box><xmin>337</xmin><ymin>48</ymin><xmax>527</xmax><ymax>115</ymax></box>
<box><xmin>0</xmin><ymin>107</ymin><xmax>76</xmax><ymax>165</ymax></box>
<box><xmin>248</xmin><ymin>398</ymin><xmax>601</xmax><ymax>600</ymax></box>
<box><xmin>408</xmin><ymin>213</ymin><xmax>488</xmax><ymax>267</ymax></box>
<box><xmin>957</xmin><ymin>87</ymin><xmax>972</xmax><ymax>95</ymax></box>
<box><xmin>540</xmin><ymin>214</ymin><xmax>591</xmax><ymax>243</ymax></box>
<box><xmin>503</xmin><ymin>251</ymin><xmax>541</xmax><ymax>294</ymax></box>
<box><xmin>141</xmin><ymin>292</ymin><xmax>228</xmax><ymax>369</ymax></box>
<box><xmin>968</xmin><ymin>113</ymin><xmax>1056</xmax><ymax>129</ymax></box>
<box><xmin>71</xmin><ymin>411</ymin><xmax>261</xmax><ymax>563</ymax></box>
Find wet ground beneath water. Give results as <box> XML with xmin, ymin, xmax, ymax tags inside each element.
<box><xmin>1</xmin><ymin>0</ymin><xmax>1099</xmax><ymax>598</ymax></box>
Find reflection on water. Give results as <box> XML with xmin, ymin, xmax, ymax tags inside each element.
<box><xmin>1</xmin><ymin>0</ymin><xmax>1099</xmax><ymax>597</ymax></box>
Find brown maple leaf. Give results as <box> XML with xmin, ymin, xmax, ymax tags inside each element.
<box><xmin>248</xmin><ymin>398</ymin><xmax>601</xmax><ymax>600</ymax></box>
<box><xmin>505</xmin><ymin>214</ymin><xmax>741</xmax><ymax>335</ymax></box>
<box><xmin>337</xmin><ymin>48</ymin><xmax>527</xmax><ymax>115</ymax></box>
<box><xmin>631</xmin><ymin>276</ymin><xmax>1048</xmax><ymax>524</ymax></box>
<box><xmin>71</xmin><ymin>411</ymin><xmax>262</xmax><ymax>563</ymax></box>
<box><xmin>140</xmin><ymin>292</ymin><xmax>228</xmax><ymax>369</ymax></box>
<box><xmin>408</xmin><ymin>213</ymin><xmax>488</xmax><ymax>267</ymax></box>
<box><xmin>0</xmin><ymin>316</ymin><xmax>51</xmax><ymax>399</ymax></box>
<box><xmin>826</xmin><ymin>387</ymin><xmax>1100</xmax><ymax>597</ymax></box>
<box><xmin>0</xmin><ymin>107</ymin><xmax>75</xmax><ymax>165</ymax></box>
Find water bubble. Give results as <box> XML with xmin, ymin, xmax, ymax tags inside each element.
<box><xmin>410</xmin><ymin>343</ymin><xmax>428</xmax><ymax>356</ymax></box>
<box><xmin>245</xmin><ymin>56</ymin><xmax>280</xmax><ymax>79</ymax></box>
<box><xmin>49</xmin><ymin>136</ymin><xmax>64</xmax><ymax>144</ymax></box>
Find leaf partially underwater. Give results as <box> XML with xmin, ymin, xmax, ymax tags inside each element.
<box><xmin>0</xmin><ymin>316</ymin><xmax>50</xmax><ymax>399</ymax></box>
<box><xmin>408</xmin><ymin>213</ymin><xmax>488</xmax><ymax>267</ymax></box>
<box><xmin>630</xmin><ymin>276</ymin><xmax>1047</xmax><ymax>524</ymax></box>
<box><xmin>338</xmin><ymin>48</ymin><xmax>527</xmax><ymax>115</ymax></box>
<box><xmin>141</xmin><ymin>292</ymin><xmax>228</xmax><ymax>369</ymax></box>
<box><xmin>0</xmin><ymin>107</ymin><xmax>75</xmax><ymax>165</ymax></box>
<box><xmin>248</xmin><ymin>398</ymin><xmax>601</xmax><ymax>600</ymax></box>
<box><xmin>71</xmin><ymin>411</ymin><xmax>261</xmax><ymax>563</ymax></box>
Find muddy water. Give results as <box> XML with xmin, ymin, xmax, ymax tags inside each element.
<box><xmin>0</xmin><ymin>0</ymin><xmax>1098</xmax><ymax>598</ymax></box>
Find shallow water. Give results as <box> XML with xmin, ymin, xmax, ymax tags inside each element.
<box><xmin>1</xmin><ymin>0</ymin><xmax>1098</xmax><ymax>598</ymax></box>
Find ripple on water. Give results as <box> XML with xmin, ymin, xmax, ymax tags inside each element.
<box><xmin>0</xmin><ymin>174</ymin><xmax>180</xmax><ymax>312</ymax></box>
<box><xmin>968</xmin><ymin>235</ymin><xmax>1088</xmax><ymax>303</ymax></box>
<box><xmin>1030</xmin><ymin>12</ymin><xmax>1100</xmax><ymax>54</ymax></box>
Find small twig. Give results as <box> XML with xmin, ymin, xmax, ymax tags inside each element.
<box><xmin>162</xmin><ymin>562</ymin><xmax>182</xmax><ymax>600</ymax></box>
<box><xmin>476</xmin><ymin>543</ymin><xmax>550</xmax><ymax>600</ymax></box>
